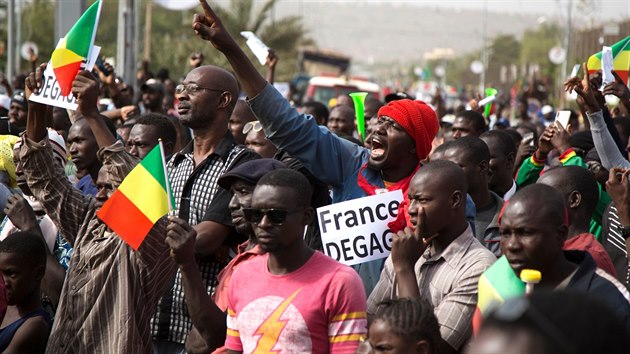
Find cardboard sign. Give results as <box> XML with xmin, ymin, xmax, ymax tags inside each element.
<box><xmin>29</xmin><ymin>44</ymin><xmax>101</xmax><ymax>110</ymax></box>
<box><xmin>318</xmin><ymin>190</ymin><xmax>403</xmax><ymax>266</ymax></box>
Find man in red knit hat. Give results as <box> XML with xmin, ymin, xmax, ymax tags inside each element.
<box><xmin>188</xmin><ymin>0</ymin><xmax>470</xmax><ymax>296</ymax></box>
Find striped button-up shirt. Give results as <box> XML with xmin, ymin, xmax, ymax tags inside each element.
<box><xmin>367</xmin><ymin>226</ymin><xmax>496</xmax><ymax>350</ymax></box>
<box><xmin>21</xmin><ymin>138</ymin><xmax>177</xmax><ymax>353</ymax></box>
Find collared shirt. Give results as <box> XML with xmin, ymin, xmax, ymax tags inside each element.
<box><xmin>21</xmin><ymin>137</ymin><xmax>176</xmax><ymax>353</ymax></box>
<box><xmin>151</xmin><ymin>131</ymin><xmax>257</xmax><ymax>344</ymax></box>
<box><xmin>367</xmin><ymin>226</ymin><xmax>496</xmax><ymax>350</ymax></box>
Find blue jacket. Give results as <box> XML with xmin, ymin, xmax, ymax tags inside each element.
<box><xmin>248</xmin><ymin>84</ymin><xmax>476</xmax><ymax>294</ymax></box>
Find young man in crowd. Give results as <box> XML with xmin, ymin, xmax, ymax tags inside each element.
<box><xmin>0</xmin><ymin>231</ymin><xmax>51</xmax><ymax>353</ymax></box>
<box><xmin>22</xmin><ymin>66</ymin><xmax>177</xmax><ymax>353</ymax></box>
<box><xmin>451</xmin><ymin>110</ymin><xmax>486</xmax><ymax>140</ymax></box>
<box><xmin>226</xmin><ymin>169</ymin><xmax>367</xmax><ymax>353</ymax></box>
<box><xmin>368</xmin><ymin>160</ymin><xmax>496</xmax><ymax>353</ymax></box>
<box><xmin>126</xmin><ymin>113</ymin><xmax>177</xmax><ymax>159</ymax></box>
<box><xmin>499</xmin><ymin>184</ymin><xmax>630</xmax><ymax>331</ymax></box>
<box><xmin>537</xmin><ymin>166</ymin><xmax>616</xmax><ymax>276</ymax></box>
<box><xmin>165</xmin><ymin>158</ymin><xmax>286</xmax><ymax>354</ymax></box>
<box><xmin>480</xmin><ymin>130</ymin><xmax>517</xmax><ymax>200</ymax></box>
<box><xmin>431</xmin><ymin>136</ymin><xmax>503</xmax><ymax>256</ymax></box>
<box><xmin>189</xmin><ymin>1</ymin><xmax>444</xmax><ymax>294</ymax></box>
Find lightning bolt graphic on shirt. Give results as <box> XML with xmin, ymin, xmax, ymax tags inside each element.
<box><xmin>252</xmin><ymin>288</ymin><xmax>302</xmax><ymax>354</ymax></box>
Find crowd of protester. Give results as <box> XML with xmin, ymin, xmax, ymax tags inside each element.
<box><xmin>0</xmin><ymin>1</ymin><xmax>629</xmax><ymax>353</ymax></box>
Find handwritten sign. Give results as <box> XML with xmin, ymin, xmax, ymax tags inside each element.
<box><xmin>29</xmin><ymin>43</ymin><xmax>100</xmax><ymax>110</ymax></box>
<box><xmin>318</xmin><ymin>190</ymin><xmax>403</xmax><ymax>266</ymax></box>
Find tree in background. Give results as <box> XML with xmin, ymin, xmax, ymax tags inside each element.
<box><xmin>0</xmin><ymin>0</ymin><xmax>311</xmax><ymax>83</ymax></box>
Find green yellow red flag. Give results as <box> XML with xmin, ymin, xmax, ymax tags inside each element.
<box><xmin>472</xmin><ymin>255</ymin><xmax>525</xmax><ymax>334</ymax></box>
<box><xmin>96</xmin><ymin>141</ymin><xmax>173</xmax><ymax>250</ymax></box>
<box><xmin>587</xmin><ymin>35</ymin><xmax>630</xmax><ymax>85</ymax></box>
<box><xmin>51</xmin><ymin>0</ymin><xmax>102</xmax><ymax>96</ymax></box>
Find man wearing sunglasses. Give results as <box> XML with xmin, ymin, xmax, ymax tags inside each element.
<box><xmin>191</xmin><ymin>1</ymin><xmax>440</xmax><ymax>295</ymax></box>
<box><xmin>224</xmin><ymin>169</ymin><xmax>367</xmax><ymax>353</ymax></box>
<box><xmin>152</xmin><ymin>64</ymin><xmax>259</xmax><ymax>353</ymax></box>
<box><xmin>165</xmin><ymin>159</ymin><xmax>286</xmax><ymax>354</ymax></box>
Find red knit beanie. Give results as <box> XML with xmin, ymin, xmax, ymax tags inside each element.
<box><xmin>377</xmin><ymin>99</ymin><xmax>439</xmax><ymax>160</ymax></box>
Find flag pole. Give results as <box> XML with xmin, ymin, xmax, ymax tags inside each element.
<box><xmin>158</xmin><ymin>139</ymin><xmax>173</xmax><ymax>213</ymax></box>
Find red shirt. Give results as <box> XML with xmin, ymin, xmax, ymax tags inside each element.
<box><xmin>564</xmin><ymin>233</ymin><xmax>617</xmax><ymax>277</ymax></box>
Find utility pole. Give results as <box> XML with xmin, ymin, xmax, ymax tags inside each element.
<box><xmin>7</xmin><ymin>0</ymin><xmax>14</xmax><ymax>81</ymax></box>
<box><xmin>560</xmin><ymin>0</ymin><xmax>573</xmax><ymax>106</ymax></box>
<box><xmin>480</xmin><ymin>0</ymin><xmax>488</xmax><ymax>93</ymax></box>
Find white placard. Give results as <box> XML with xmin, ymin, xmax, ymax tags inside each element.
<box><xmin>240</xmin><ymin>31</ymin><xmax>269</xmax><ymax>65</ymax></box>
<box><xmin>318</xmin><ymin>190</ymin><xmax>403</xmax><ymax>266</ymax></box>
<box><xmin>600</xmin><ymin>46</ymin><xmax>614</xmax><ymax>91</ymax></box>
<box><xmin>29</xmin><ymin>43</ymin><xmax>101</xmax><ymax>110</ymax></box>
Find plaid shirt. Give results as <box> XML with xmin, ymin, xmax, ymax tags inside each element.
<box><xmin>367</xmin><ymin>226</ymin><xmax>496</xmax><ymax>350</ymax></box>
<box><xmin>151</xmin><ymin>132</ymin><xmax>257</xmax><ymax>344</ymax></box>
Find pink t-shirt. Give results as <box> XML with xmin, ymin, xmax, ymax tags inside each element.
<box><xmin>225</xmin><ymin>252</ymin><xmax>367</xmax><ymax>354</ymax></box>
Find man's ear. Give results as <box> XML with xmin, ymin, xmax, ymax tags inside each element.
<box><xmin>35</xmin><ymin>264</ymin><xmax>46</xmax><ymax>282</ymax></box>
<box><xmin>506</xmin><ymin>151</ymin><xmax>516</xmax><ymax>170</ymax></box>
<box><xmin>452</xmin><ymin>190</ymin><xmax>464</xmax><ymax>209</ymax></box>
<box><xmin>479</xmin><ymin>160</ymin><xmax>489</xmax><ymax>175</ymax></box>
<box><xmin>218</xmin><ymin>92</ymin><xmax>232</xmax><ymax>110</ymax></box>
<box><xmin>415</xmin><ymin>339</ymin><xmax>431</xmax><ymax>354</ymax></box>
<box><xmin>568</xmin><ymin>190</ymin><xmax>581</xmax><ymax>209</ymax></box>
<box><xmin>409</xmin><ymin>142</ymin><xmax>417</xmax><ymax>156</ymax></box>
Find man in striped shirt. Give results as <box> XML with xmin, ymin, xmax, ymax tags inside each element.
<box><xmin>225</xmin><ymin>169</ymin><xmax>367</xmax><ymax>354</ymax></box>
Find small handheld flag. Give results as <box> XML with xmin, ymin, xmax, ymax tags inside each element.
<box><xmin>587</xmin><ymin>35</ymin><xmax>630</xmax><ymax>85</ymax></box>
<box><xmin>96</xmin><ymin>141</ymin><xmax>173</xmax><ymax>250</ymax></box>
<box><xmin>51</xmin><ymin>0</ymin><xmax>102</xmax><ymax>96</ymax></box>
<box><xmin>472</xmin><ymin>256</ymin><xmax>525</xmax><ymax>334</ymax></box>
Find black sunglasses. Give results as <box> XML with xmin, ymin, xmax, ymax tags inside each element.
<box><xmin>242</xmin><ymin>207</ymin><xmax>304</xmax><ymax>225</ymax></box>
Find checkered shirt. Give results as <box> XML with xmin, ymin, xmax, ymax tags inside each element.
<box><xmin>150</xmin><ymin>132</ymin><xmax>255</xmax><ymax>344</ymax></box>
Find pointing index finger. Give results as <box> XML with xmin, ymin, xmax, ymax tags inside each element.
<box><xmin>199</xmin><ymin>0</ymin><xmax>217</xmax><ymax>19</ymax></box>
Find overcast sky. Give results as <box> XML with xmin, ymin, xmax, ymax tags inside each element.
<box><xmin>290</xmin><ymin>0</ymin><xmax>630</xmax><ymax>21</ymax></box>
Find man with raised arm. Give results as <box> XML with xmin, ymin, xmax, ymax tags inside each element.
<box><xmin>190</xmin><ymin>0</ymin><xmax>442</xmax><ymax>294</ymax></box>
<box><xmin>21</xmin><ymin>66</ymin><xmax>176</xmax><ymax>353</ymax></box>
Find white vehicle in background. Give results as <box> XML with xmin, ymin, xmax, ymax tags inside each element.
<box><xmin>304</xmin><ymin>75</ymin><xmax>381</xmax><ymax>106</ymax></box>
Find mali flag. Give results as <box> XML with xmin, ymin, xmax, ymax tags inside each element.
<box><xmin>472</xmin><ymin>256</ymin><xmax>525</xmax><ymax>334</ymax></box>
<box><xmin>51</xmin><ymin>0</ymin><xmax>102</xmax><ymax>96</ymax></box>
<box><xmin>96</xmin><ymin>142</ymin><xmax>173</xmax><ymax>250</ymax></box>
<box><xmin>587</xmin><ymin>35</ymin><xmax>630</xmax><ymax>85</ymax></box>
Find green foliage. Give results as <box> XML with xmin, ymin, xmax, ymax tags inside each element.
<box><xmin>520</xmin><ymin>23</ymin><xmax>562</xmax><ymax>78</ymax></box>
<box><xmin>1</xmin><ymin>0</ymin><xmax>310</xmax><ymax>82</ymax></box>
<box><xmin>149</xmin><ymin>0</ymin><xmax>311</xmax><ymax>82</ymax></box>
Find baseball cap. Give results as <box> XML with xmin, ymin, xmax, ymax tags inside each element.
<box><xmin>218</xmin><ymin>158</ymin><xmax>287</xmax><ymax>189</ymax></box>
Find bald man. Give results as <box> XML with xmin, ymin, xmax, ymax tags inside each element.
<box><xmin>368</xmin><ymin>160</ymin><xmax>495</xmax><ymax>353</ymax></box>
<box><xmin>537</xmin><ymin>166</ymin><xmax>616</xmax><ymax>276</ymax></box>
<box><xmin>327</xmin><ymin>105</ymin><xmax>356</xmax><ymax>138</ymax></box>
<box><xmin>152</xmin><ymin>65</ymin><xmax>258</xmax><ymax>352</ymax></box>
<box><xmin>500</xmin><ymin>184</ymin><xmax>630</xmax><ymax>331</ymax></box>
